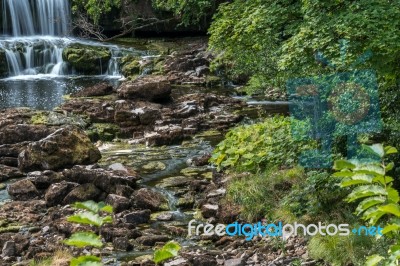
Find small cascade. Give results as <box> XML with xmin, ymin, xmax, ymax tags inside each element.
<box><xmin>0</xmin><ymin>37</ymin><xmax>71</xmax><ymax>76</ymax></box>
<box><xmin>0</xmin><ymin>0</ymin><xmax>124</xmax><ymax>78</ymax></box>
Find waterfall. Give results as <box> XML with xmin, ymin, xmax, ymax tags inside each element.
<box><xmin>0</xmin><ymin>0</ymin><xmax>122</xmax><ymax>78</ymax></box>
<box><xmin>2</xmin><ymin>0</ymin><xmax>70</xmax><ymax>36</ymax></box>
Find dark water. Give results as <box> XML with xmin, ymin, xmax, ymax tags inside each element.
<box><xmin>0</xmin><ymin>76</ymin><xmax>122</xmax><ymax>110</ymax></box>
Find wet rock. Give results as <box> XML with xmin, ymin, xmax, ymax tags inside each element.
<box><xmin>86</xmin><ymin>123</ymin><xmax>121</xmax><ymax>142</ymax></box>
<box><xmin>0</xmin><ymin>165</ymin><xmax>24</xmax><ymax>182</ymax></box>
<box><xmin>0</xmin><ymin>124</ymin><xmax>53</xmax><ymax>145</ymax></box>
<box><xmin>177</xmin><ymin>193</ymin><xmax>195</xmax><ymax>209</ymax></box>
<box><xmin>7</xmin><ymin>179</ymin><xmax>39</xmax><ymax>201</ymax></box>
<box><xmin>207</xmin><ymin>188</ymin><xmax>226</xmax><ymax>198</ymax></box>
<box><xmin>189</xmin><ymin>154</ymin><xmax>211</xmax><ymax>167</ymax></box>
<box><xmin>72</xmin><ymin>82</ymin><xmax>114</xmax><ymax>97</ymax></box>
<box><xmin>135</xmin><ymin>235</ymin><xmax>170</xmax><ymax>246</ymax></box>
<box><xmin>145</xmin><ymin>125</ymin><xmax>185</xmax><ymax>146</ymax></box>
<box><xmin>2</xmin><ymin>241</ymin><xmax>16</xmax><ymax>257</ymax></box>
<box><xmin>133</xmin><ymin>107</ymin><xmax>161</xmax><ymax>125</ymax></box>
<box><xmin>18</xmin><ymin>126</ymin><xmax>101</xmax><ymax>171</ymax></box>
<box><xmin>192</xmin><ymin>255</ymin><xmax>218</xmax><ymax>266</ymax></box>
<box><xmin>165</xmin><ymin>258</ymin><xmax>189</xmax><ymax>266</ymax></box>
<box><xmin>0</xmin><ymin>49</ymin><xmax>8</xmax><ymax>78</ymax></box>
<box><xmin>201</xmin><ymin>204</ymin><xmax>219</xmax><ymax>218</ymax></box>
<box><xmin>141</xmin><ymin>161</ymin><xmax>166</xmax><ymax>172</ymax></box>
<box><xmin>115</xmin><ymin>185</ymin><xmax>135</xmax><ymax>198</ymax></box>
<box><xmin>62</xmin><ymin>43</ymin><xmax>111</xmax><ymax>75</ymax></box>
<box><xmin>63</xmin><ymin>166</ymin><xmax>139</xmax><ymax>193</ymax></box>
<box><xmin>224</xmin><ymin>258</ymin><xmax>245</xmax><ymax>266</ymax></box>
<box><xmin>117</xmin><ymin>76</ymin><xmax>171</xmax><ymax>102</ymax></box>
<box><xmin>195</xmin><ymin>66</ymin><xmax>210</xmax><ymax>77</ymax></box>
<box><xmin>133</xmin><ymin>188</ymin><xmax>168</xmax><ymax>211</ymax></box>
<box><xmin>154</xmin><ymin>212</ymin><xmax>174</xmax><ymax>221</ymax></box>
<box><xmin>63</xmin><ymin>183</ymin><xmax>102</xmax><ymax>204</ymax></box>
<box><xmin>113</xmin><ymin>237</ymin><xmax>133</xmax><ymax>251</ymax></box>
<box><xmin>124</xmin><ymin>209</ymin><xmax>151</xmax><ymax>225</ymax></box>
<box><xmin>106</xmin><ymin>194</ymin><xmax>131</xmax><ymax>213</ymax></box>
<box><xmin>28</xmin><ymin>170</ymin><xmax>63</xmax><ymax>189</ymax></box>
<box><xmin>45</xmin><ymin>181</ymin><xmax>79</xmax><ymax>206</ymax></box>
<box><xmin>156</xmin><ymin>176</ymin><xmax>193</xmax><ymax>188</ymax></box>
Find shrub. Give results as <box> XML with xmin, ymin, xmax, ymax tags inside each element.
<box><xmin>210</xmin><ymin>116</ymin><xmax>315</xmax><ymax>173</ymax></box>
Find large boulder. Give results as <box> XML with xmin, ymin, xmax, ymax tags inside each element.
<box><xmin>18</xmin><ymin>126</ymin><xmax>101</xmax><ymax>172</ymax></box>
<box><xmin>7</xmin><ymin>179</ymin><xmax>39</xmax><ymax>201</ymax></box>
<box><xmin>62</xmin><ymin>43</ymin><xmax>111</xmax><ymax>75</ymax></box>
<box><xmin>117</xmin><ymin>76</ymin><xmax>171</xmax><ymax>102</ymax></box>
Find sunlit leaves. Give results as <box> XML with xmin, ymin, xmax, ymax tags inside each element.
<box><xmin>70</xmin><ymin>255</ymin><xmax>102</xmax><ymax>266</ymax></box>
<box><xmin>153</xmin><ymin>241</ymin><xmax>181</xmax><ymax>264</ymax></box>
<box><xmin>64</xmin><ymin>232</ymin><xmax>103</xmax><ymax>248</ymax></box>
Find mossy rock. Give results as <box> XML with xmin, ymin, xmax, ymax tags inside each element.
<box><xmin>121</xmin><ymin>55</ymin><xmax>141</xmax><ymax>78</ymax></box>
<box><xmin>86</xmin><ymin>123</ymin><xmax>121</xmax><ymax>142</ymax></box>
<box><xmin>62</xmin><ymin>43</ymin><xmax>111</xmax><ymax>75</ymax></box>
<box><xmin>141</xmin><ymin>161</ymin><xmax>167</xmax><ymax>172</ymax></box>
<box><xmin>205</xmin><ymin>76</ymin><xmax>222</xmax><ymax>87</ymax></box>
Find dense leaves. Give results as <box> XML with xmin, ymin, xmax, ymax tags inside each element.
<box><xmin>333</xmin><ymin>144</ymin><xmax>400</xmax><ymax>265</ymax></box>
<box><xmin>153</xmin><ymin>241</ymin><xmax>181</xmax><ymax>264</ymax></box>
<box><xmin>210</xmin><ymin>116</ymin><xmax>315</xmax><ymax>172</ymax></box>
<box><xmin>72</xmin><ymin>0</ymin><xmax>121</xmax><ymax>24</ymax></box>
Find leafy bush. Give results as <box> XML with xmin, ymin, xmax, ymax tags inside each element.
<box><xmin>153</xmin><ymin>241</ymin><xmax>181</xmax><ymax>264</ymax></box>
<box><xmin>333</xmin><ymin>144</ymin><xmax>400</xmax><ymax>265</ymax></box>
<box><xmin>63</xmin><ymin>201</ymin><xmax>113</xmax><ymax>266</ymax></box>
<box><xmin>280</xmin><ymin>170</ymin><xmax>352</xmax><ymax>223</ymax></box>
<box><xmin>210</xmin><ymin>116</ymin><xmax>315</xmax><ymax>173</ymax></box>
<box><xmin>226</xmin><ymin>167</ymin><xmax>304</xmax><ymax>221</ymax></box>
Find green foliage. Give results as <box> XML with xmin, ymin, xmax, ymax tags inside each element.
<box><xmin>308</xmin><ymin>234</ymin><xmax>387</xmax><ymax>266</ymax></box>
<box><xmin>64</xmin><ymin>201</ymin><xmax>114</xmax><ymax>266</ymax></box>
<box><xmin>226</xmin><ymin>167</ymin><xmax>304</xmax><ymax>221</ymax></box>
<box><xmin>281</xmin><ymin>170</ymin><xmax>351</xmax><ymax>223</ymax></box>
<box><xmin>64</xmin><ymin>232</ymin><xmax>103</xmax><ymax>248</ymax></box>
<box><xmin>153</xmin><ymin>241</ymin><xmax>181</xmax><ymax>264</ymax></box>
<box><xmin>210</xmin><ymin>116</ymin><xmax>315</xmax><ymax>173</ymax></box>
<box><xmin>72</xmin><ymin>0</ymin><xmax>121</xmax><ymax>24</ymax></box>
<box><xmin>333</xmin><ymin>144</ymin><xmax>400</xmax><ymax>265</ymax></box>
<box><xmin>70</xmin><ymin>256</ymin><xmax>102</xmax><ymax>266</ymax></box>
<box><xmin>209</xmin><ymin>0</ymin><xmax>400</xmax><ymax>92</ymax></box>
<box><xmin>153</xmin><ymin>0</ymin><xmax>216</xmax><ymax>27</ymax></box>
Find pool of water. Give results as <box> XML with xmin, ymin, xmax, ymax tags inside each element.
<box><xmin>0</xmin><ymin>75</ymin><xmax>122</xmax><ymax>110</ymax></box>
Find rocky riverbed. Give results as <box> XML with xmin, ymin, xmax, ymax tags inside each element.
<box><xmin>0</xmin><ymin>39</ymin><xmax>313</xmax><ymax>266</ymax></box>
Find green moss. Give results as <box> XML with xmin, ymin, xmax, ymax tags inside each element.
<box><xmin>31</xmin><ymin>112</ymin><xmax>48</xmax><ymax>125</ymax></box>
<box><xmin>86</xmin><ymin>123</ymin><xmax>121</xmax><ymax>142</ymax></box>
<box><xmin>205</xmin><ymin>76</ymin><xmax>222</xmax><ymax>87</ymax></box>
<box><xmin>0</xmin><ymin>225</ymin><xmax>22</xmax><ymax>233</ymax></box>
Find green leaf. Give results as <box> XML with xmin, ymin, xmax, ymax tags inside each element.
<box><xmin>346</xmin><ymin>185</ymin><xmax>387</xmax><ymax>203</ymax></box>
<box><xmin>365</xmin><ymin>254</ymin><xmax>384</xmax><ymax>266</ymax></box>
<box><xmin>379</xmin><ymin>203</ymin><xmax>400</xmax><ymax>217</ymax></box>
<box><xmin>382</xmin><ymin>224</ymin><xmax>400</xmax><ymax>235</ymax></box>
<box><xmin>387</xmin><ymin>187</ymin><xmax>400</xmax><ymax>203</ymax></box>
<box><xmin>64</xmin><ymin>232</ymin><xmax>103</xmax><ymax>248</ymax></box>
<box><xmin>153</xmin><ymin>241</ymin><xmax>181</xmax><ymax>264</ymax></box>
<box><xmin>372</xmin><ymin>175</ymin><xmax>394</xmax><ymax>186</ymax></box>
<box><xmin>70</xmin><ymin>255</ymin><xmax>102</xmax><ymax>266</ymax></box>
<box><xmin>73</xmin><ymin>201</ymin><xmax>100</xmax><ymax>213</ymax></box>
<box><xmin>384</xmin><ymin>146</ymin><xmax>398</xmax><ymax>155</ymax></box>
<box><xmin>364</xmin><ymin>144</ymin><xmax>384</xmax><ymax>158</ymax></box>
<box><xmin>67</xmin><ymin>212</ymin><xmax>110</xmax><ymax>227</ymax></box>
<box><xmin>154</xmin><ymin>250</ymin><xmax>174</xmax><ymax>264</ymax></box>
<box><xmin>355</xmin><ymin>196</ymin><xmax>386</xmax><ymax>215</ymax></box>
<box><xmin>386</xmin><ymin>162</ymin><xmax>395</xmax><ymax>172</ymax></box>
<box><xmin>340</xmin><ymin>174</ymin><xmax>373</xmax><ymax>187</ymax></box>
<box><xmin>332</xmin><ymin>170</ymin><xmax>354</xmax><ymax>177</ymax></box>
<box><xmin>333</xmin><ymin>160</ymin><xmax>355</xmax><ymax>170</ymax></box>
<box><xmin>354</xmin><ymin>165</ymin><xmax>385</xmax><ymax>176</ymax></box>
<box><xmin>163</xmin><ymin>241</ymin><xmax>181</xmax><ymax>256</ymax></box>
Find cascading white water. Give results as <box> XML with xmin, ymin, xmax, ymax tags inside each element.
<box><xmin>0</xmin><ymin>0</ymin><xmax>122</xmax><ymax>78</ymax></box>
<box><xmin>2</xmin><ymin>0</ymin><xmax>70</xmax><ymax>36</ymax></box>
